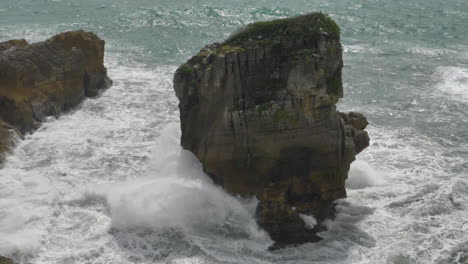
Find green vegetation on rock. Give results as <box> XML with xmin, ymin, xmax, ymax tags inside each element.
<box><xmin>180</xmin><ymin>64</ymin><xmax>194</xmax><ymax>75</ymax></box>
<box><xmin>256</xmin><ymin>102</ymin><xmax>273</xmax><ymax>115</ymax></box>
<box><xmin>217</xmin><ymin>45</ymin><xmax>246</xmax><ymax>55</ymax></box>
<box><xmin>225</xmin><ymin>12</ymin><xmax>340</xmax><ymax>45</ymax></box>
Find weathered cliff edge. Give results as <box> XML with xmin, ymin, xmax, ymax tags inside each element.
<box><xmin>174</xmin><ymin>13</ymin><xmax>370</xmax><ymax>248</ymax></box>
<box><xmin>0</xmin><ymin>30</ymin><xmax>111</xmax><ymax>162</ymax></box>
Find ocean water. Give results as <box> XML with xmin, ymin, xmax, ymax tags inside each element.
<box><xmin>0</xmin><ymin>0</ymin><xmax>467</xmax><ymax>263</ymax></box>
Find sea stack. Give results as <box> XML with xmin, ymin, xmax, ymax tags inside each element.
<box><xmin>173</xmin><ymin>13</ymin><xmax>369</xmax><ymax>247</ymax></box>
<box><xmin>0</xmin><ymin>30</ymin><xmax>112</xmax><ymax>162</ymax></box>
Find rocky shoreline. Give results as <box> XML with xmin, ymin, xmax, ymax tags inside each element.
<box><xmin>0</xmin><ymin>13</ymin><xmax>369</xmax><ymax>257</ymax></box>
<box><xmin>0</xmin><ymin>30</ymin><xmax>112</xmax><ymax>163</ymax></box>
<box><xmin>174</xmin><ymin>13</ymin><xmax>369</xmax><ymax>247</ymax></box>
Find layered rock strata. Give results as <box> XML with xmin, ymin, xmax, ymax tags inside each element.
<box><xmin>174</xmin><ymin>13</ymin><xmax>369</xmax><ymax>247</ymax></box>
<box><xmin>0</xmin><ymin>30</ymin><xmax>111</xmax><ymax>162</ymax></box>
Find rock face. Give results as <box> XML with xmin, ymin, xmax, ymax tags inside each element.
<box><xmin>174</xmin><ymin>13</ymin><xmax>369</xmax><ymax>247</ymax></box>
<box><xmin>0</xmin><ymin>256</ymin><xmax>14</xmax><ymax>264</ymax></box>
<box><xmin>0</xmin><ymin>30</ymin><xmax>111</xmax><ymax>162</ymax></box>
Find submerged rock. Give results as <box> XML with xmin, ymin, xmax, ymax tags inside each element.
<box><xmin>174</xmin><ymin>13</ymin><xmax>369</xmax><ymax>247</ymax></box>
<box><xmin>0</xmin><ymin>30</ymin><xmax>112</xmax><ymax>162</ymax></box>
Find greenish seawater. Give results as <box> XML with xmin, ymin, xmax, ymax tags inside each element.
<box><xmin>0</xmin><ymin>0</ymin><xmax>467</xmax><ymax>263</ymax></box>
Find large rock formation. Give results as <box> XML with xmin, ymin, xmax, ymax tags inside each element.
<box><xmin>174</xmin><ymin>13</ymin><xmax>369</xmax><ymax>247</ymax></box>
<box><xmin>0</xmin><ymin>30</ymin><xmax>111</xmax><ymax>162</ymax></box>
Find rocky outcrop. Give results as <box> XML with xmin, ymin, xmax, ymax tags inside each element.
<box><xmin>0</xmin><ymin>121</ymin><xmax>18</xmax><ymax>161</ymax></box>
<box><xmin>174</xmin><ymin>13</ymin><xmax>369</xmax><ymax>247</ymax></box>
<box><xmin>0</xmin><ymin>30</ymin><xmax>111</xmax><ymax>162</ymax></box>
<box><xmin>0</xmin><ymin>256</ymin><xmax>14</xmax><ymax>264</ymax></box>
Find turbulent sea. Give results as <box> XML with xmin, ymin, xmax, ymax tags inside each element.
<box><xmin>0</xmin><ymin>0</ymin><xmax>467</xmax><ymax>263</ymax></box>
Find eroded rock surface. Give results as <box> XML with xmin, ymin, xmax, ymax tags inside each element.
<box><xmin>0</xmin><ymin>256</ymin><xmax>14</xmax><ymax>264</ymax></box>
<box><xmin>174</xmin><ymin>13</ymin><xmax>370</xmax><ymax>247</ymax></box>
<box><xmin>0</xmin><ymin>30</ymin><xmax>111</xmax><ymax>162</ymax></box>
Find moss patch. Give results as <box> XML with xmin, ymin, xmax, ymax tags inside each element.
<box><xmin>197</xmin><ymin>49</ymin><xmax>212</xmax><ymax>57</ymax></box>
<box><xmin>225</xmin><ymin>12</ymin><xmax>340</xmax><ymax>45</ymax></box>
<box><xmin>217</xmin><ymin>45</ymin><xmax>246</xmax><ymax>55</ymax></box>
<box><xmin>179</xmin><ymin>64</ymin><xmax>194</xmax><ymax>75</ymax></box>
<box><xmin>256</xmin><ymin>102</ymin><xmax>273</xmax><ymax>115</ymax></box>
<box><xmin>0</xmin><ymin>39</ymin><xmax>29</xmax><ymax>51</ymax></box>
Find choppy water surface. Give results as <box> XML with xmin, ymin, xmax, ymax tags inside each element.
<box><xmin>0</xmin><ymin>0</ymin><xmax>467</xmax><ymax>263</ymax></box>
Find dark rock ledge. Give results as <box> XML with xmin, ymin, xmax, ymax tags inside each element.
<box><xmin>0</xmin><ymin>30</ymin><xmax>112</xmax><ymax>163</ymax></box>
<box><xmin>174</xmin><ymin>13</ymin><xmax>370</xmax><ymax>248</ymax></box>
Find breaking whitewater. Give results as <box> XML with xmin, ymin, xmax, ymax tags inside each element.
<box><xmin>1</xmin><ymin>0</ymin><xmax>467</xmax><ymax>263</ymax></box>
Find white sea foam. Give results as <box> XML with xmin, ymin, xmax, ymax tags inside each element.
<box><xmin>93</xmin><ymin>124</ymin><xmax>267</xmax><ymax>241</ymax></box>
<box><xmin>1</xmin><ymin>57</ymin><xmax>467</xmax><ymax>263</ymax></box>
<box><xmin>1</xmin><ymin>3</ymin><xmax>468</xmax><ymax>263</ymax></box>
<box><xmin>299</xmin><ymin>214</ymin><xmax>317</xmax><ymax>229</ymax></box>
<box><xmin>0</xmin><ymin>57</ymin><xmax>183</xmax><ymax>261</ymax></box>
<box><xmin>434</xmin><ymin>66</ymin><xmax>468</xmax><ymax>102</ymax></box>
<box><xmin>346</xmin><ymin>160</ymin><xmax>387</xmax><ymax>190</ymax></box>
<box><xmin>407</xmin><ymin>46</ymin><xmax>448</xmax><ymax>56</ymax></box>
<box><xmin>0</xmin><ymin>54</ymin><xmax>273</xmax><ymax>263</ymax></box>
<box><xmin>343</xmin><ymin>44</ymin><xmax>382</xmax><ymax>55</ymax></box>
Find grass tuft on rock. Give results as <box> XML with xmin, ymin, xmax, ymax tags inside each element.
<box><xmin>225</xmin><ymin>12</ymin><xmax>340</xmax><ymax>45</ymax></box>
